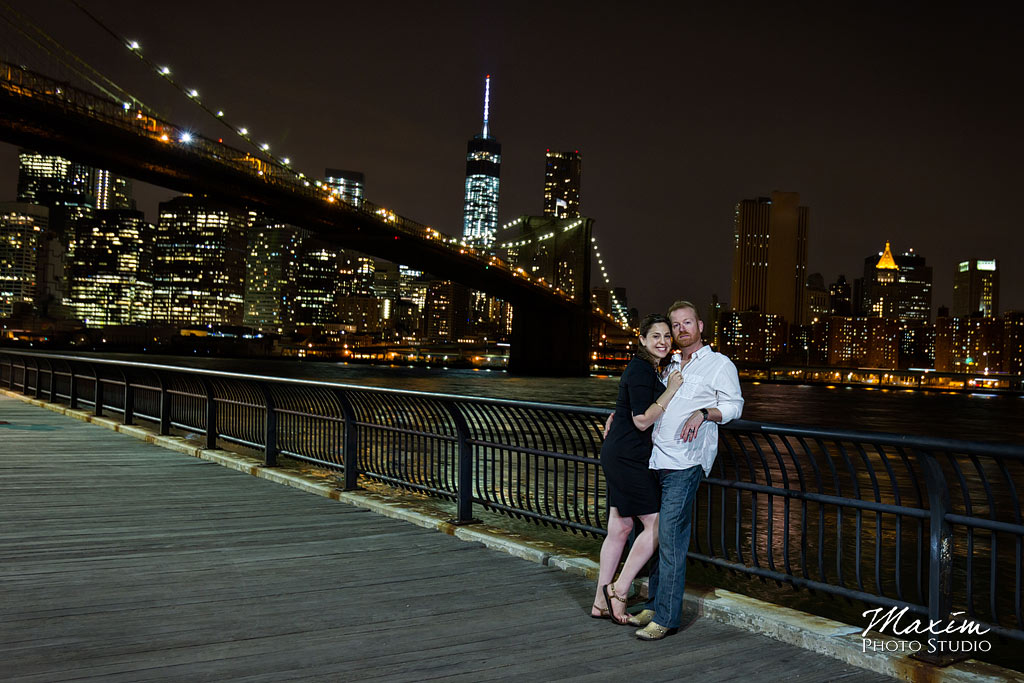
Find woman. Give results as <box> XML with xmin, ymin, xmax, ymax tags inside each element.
<box><xmin>592</xmin><ymin>313</ymin><xmax>682</xmax><ymax>624</ymax></box>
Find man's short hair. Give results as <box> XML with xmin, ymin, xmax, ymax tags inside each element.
<box><xmin>668</xmin><ymin>300</ymin><xmax>701</xmax><ymax>322</ymax></box>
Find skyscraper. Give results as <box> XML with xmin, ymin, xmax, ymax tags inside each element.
<box><xmin>730</xmin><ymin>191</ymin><xmax>809</xmax><ymax>325</ymax></box>
<box><xmin>152</xmin><ymin>196</ymin><xmax>249</xmax><ymax>327</ymax></box>
<box><xmin>16</xmin><ymin>150</ymin><xmax>99</xmax><ymax>317</ymax></box>
<box><xmin>324</xmin><ymin>169</ymin><xmax>365</xmax><ymax>207</ymax></box>
<box><xmin>952</xmin><ymin>259</ymin><xmax>999</xmax><ymax>317</ymax></box>
<box><xmin>0</xmin><ymin>202</ymin><xmax>48</xmax><ymax>317</ymax></box>
<box><xmin>244</xmin><ymin>219</ymin><xmax>304</xmax><ymax>333</ymax></box>
<box><xmin>93</xmin><ymin>170</ymin><xmax>135</xmax><ymax>211</ymax></box>
<box><xmin>861</xmin><ymin>242</ymin><xmax>932</xmax><ymax>322</ymax></box>
<box><xmin>462</xmin><ymin>75</ymin><xmax>501</xmax><ymax>249</ymax></box>
<box><xmin>66</xmin><ymin>209</ymin><xmax>153</xmax><ymax>327</ymax></box>
<box><xmin>862</xmin><ymin>241</ymin><xmax>900</xmax><ymax>319</ymax></box>
<box><xmin>17</xmin><ymin>150</ymin><xmax>91</xmax><ymax>207</ymax></box>
<box><xmin>425</xmin><ymin>280</ymin><xmax>471</xmax><ymax>342</ymax></box>
<box><xmin>293</xmin><ymin>239</ymin><xmax>343</xmax><ymax>328</ymax></box>
<box><xmin>543</xmin><ymin>150</ymin><xmax>582</xmax><ymax>218</ymax></box>
<box><xmin>804</xmin><ymin>273</ymin><xmax>829</xmax><ymax>323</ymax></box>
<box><xmin>829</xmin><ymin>275</ymin><xmax>852</xmax><ymax>316</ymax></box>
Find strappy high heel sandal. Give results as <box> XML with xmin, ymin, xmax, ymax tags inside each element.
<box><xmin>601</xmin><ymin>584</ymin><xmax>631</xmax><ymax>625</ymax></box>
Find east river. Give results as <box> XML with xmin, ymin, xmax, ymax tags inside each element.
<box><xmin>95</xmin><ymin>353</ymin><xmax>1024</xmax><ymax>444</ymax></box>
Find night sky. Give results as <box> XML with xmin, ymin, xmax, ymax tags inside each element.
<box><xmin>1</xmin><ymin>0</ymin><xmax>1021</xmax><ymax>317</ymax></box>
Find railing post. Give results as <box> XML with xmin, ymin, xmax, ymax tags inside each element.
<box><xmin>158</xmin><ymin>373</ymin><xmax>171</xmax><ymax>435</ymax></box>
<box><xmin>336</xmin><ymin>390</ymin><xmax>361</xmax><ymax>490</ymax></box>
<box><xmin>916</xmin><ymin>449</ymin><xmax>956</xmax><ymax>660</ymax></box>
<box><xmin>20</xmin><ymin>358</ymin><xmax>30</xmax><ymax>395</ymax></box>
<box><xmin>47</xmin><ymin>359</ymin><xmax>57</xmax><ymax>402</ymax></box>
<box><xmin>122</xmin><ymin>369</ymin><xmax>134</xmax><ymax>426</ymax></box>
<box><xmin>93</xmin><ymin>366</ymin><xmax>103</xmax><ymax>417</ymax></box>
<box><xmin>69</xmin><ymin>364</ymin><xmax>78</xmax><ymax>409</ymax></box>
<box><xmin>32</xmin><ymin>358</ymin><xmax>42</xmax><ymax>399</ymax></box>
<box><xmin>200</xmin><ymin>376</ymin><xmax>218</xmax><ymax>450</ymax></box>
<box><xmin>259</xmin><ymin>382</ymin><xmax>277</xmax><ymax>467</ymax></box>
<box><xmin>443</xmin><ymin>400</ymin><xmax>479</xmax><ymax>525</ymax></box>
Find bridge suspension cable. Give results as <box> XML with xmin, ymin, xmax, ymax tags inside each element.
<box><xmin>0</xmin><ymin>0</ymin><xmax>152</xmax><ymax>113</ymax></box>
<box><xmin>67</xmin><ymin>0</ymin><xmax>307</xmax><ymax>185</ymax></box>
<box><xmin>496</xmin><ymin>217</ymin><xmax>630</xmax><ymax>329</ymax></box>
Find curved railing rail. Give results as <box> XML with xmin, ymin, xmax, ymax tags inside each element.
<box><xmin>2</xmin><ymin>349</ymin><xmax>1022</xmax><ymax>644</ymax></box>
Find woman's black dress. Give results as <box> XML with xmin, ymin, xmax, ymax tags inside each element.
<box><xmin>600</xmin><ymin>356</ymin><xmax>662</xmax><ymax>516</ymax></box>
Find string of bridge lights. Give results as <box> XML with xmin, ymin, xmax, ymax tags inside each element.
<box><xmin>69</xmin><ymin>0</ymin><xmax>301</xmax><ymax>180</ymax></box>
<box><xmin>64</xmin><ymin>2</ymin><xmax>630</xmax><ymax>329</ymax></box>
<box><xmin>497</xmin><ymin>217</ymin><xmax>630</xmax><ymax>328</ymax></box>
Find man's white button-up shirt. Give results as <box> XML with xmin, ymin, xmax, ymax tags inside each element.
<box><xmin>650</xmin><ymin>345</ymin><xmax>744</xmax><ymax>475</ymax></box>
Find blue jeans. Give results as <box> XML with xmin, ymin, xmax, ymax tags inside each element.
<box><xmin>646</xmin><ymin>465</ymin><xmax>704</xmax><ymax>629</ymax></box>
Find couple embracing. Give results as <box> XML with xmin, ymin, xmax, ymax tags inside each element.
<box><xmin>592</xmin><ymin>300</ymin><xmax>743</xmax><ymax>640</ymax></box>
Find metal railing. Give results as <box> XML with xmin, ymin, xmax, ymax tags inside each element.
<box><xmin>2</xmin><ymin>349</ymin><xmax>1022</xmax><ymax>643</ymax></box>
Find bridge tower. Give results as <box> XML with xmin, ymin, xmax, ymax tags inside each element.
<box><xmin>496</xmin><ymin>215</ymin><xmax>594</xmax><ymax>375</ymax></box>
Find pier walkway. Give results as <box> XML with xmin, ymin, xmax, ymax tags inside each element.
<box><xmin>0</xmin><ymin>395</ymin><xmax>893</xmax><ymax>682</ymax></box>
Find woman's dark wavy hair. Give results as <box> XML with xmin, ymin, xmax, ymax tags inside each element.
<box><xmin>636</xmin><ymin>313</ymin><xmax>671</xmax><ymax>368</ymax></box>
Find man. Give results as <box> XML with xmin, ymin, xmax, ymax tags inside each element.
<box><xmin>632</xmin><ymin>300</ymin><xmax>743</xmax><ymax>640</ymax></box>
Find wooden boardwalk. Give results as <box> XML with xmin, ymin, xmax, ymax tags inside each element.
<box><xmin>0</xmin><ymin>396</ymin><xmax>893</xmax><ymax>682</ymax></box>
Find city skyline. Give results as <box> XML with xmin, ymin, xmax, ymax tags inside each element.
<box><xmin>0</xmin><ymin>0</ymin><xmax>1021</xmax><ymax>317</ymax></box>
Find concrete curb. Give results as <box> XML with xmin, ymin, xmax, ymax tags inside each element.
<box><xmin>3</xmin><ymin>389</ymin><xmax>1019</xmax><ymax>682</ymax></box>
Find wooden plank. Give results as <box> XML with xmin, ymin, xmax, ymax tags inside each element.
<box><xmin>0</xmin><ymin>397</ymin><xmax>893</xmax><ymax>682</ymax></box>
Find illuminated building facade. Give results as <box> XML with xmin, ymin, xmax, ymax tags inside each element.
<box><xmin>543</xmin><ymin>150</ymin><xmax>582</xmax><ymax>218</ymax></box>
<box><xmin>17</xmin><ymin>150</ymin><xmax>92</xmax><ymax>207</ymax></box>
<box><xmin>152</xmin><ymin>196</ymin><xmax>248</xmax><ymax>327</ymax></box>
<box><xmin>718</xmin><ymin>310</ymin><xmax>786</xmax><ymax>363</ymax></box>
<box><xmin>730</xmin><ymin>191</ymin><xmax>809</xmax><ymax>325</ymax></box>
<box><xmin>93</xmin><ymin>170</ymin><xmax>135</xmax><ymax>211</ymax></box>
<box><xmin>372</xmin><ymin>261</ymin><xmax>400</xmax><ymax>325</ymax></box>
<box><xmin>862</xmin><ymin>241</ymin><xmax>900</xmax><ymax>319</ymax></box>
<box><xmin>293</xmin><ymin>239</ymin><xmax>343</xmax><ymax>328</ymax></box>
<box><xmin>1003</xmin><ymin>311</ymin><xmax>1024</xmax><ymax>375</ymax></box>
<box><xmin>16</xmin><ymin>150</ymin><xmax>99</xmax><ymax>317</ymax></box>
<box><xmin>934</xmin><ymin>314</ymin><xmax>1004</xmax><ymax>372</ymax></box>
<box><xmin>244</xmin><ymin>221</ymin><xmax>304</xmax><ymax>333</ymax></box>
<box><xmin>67</xmin><ymin>209</ymin><xmax>153</xmax><ymax>327</ymax></box>
<box><xmin>425</xmin><ymin>280</ymin><xmax>471</xmax><ymax>342</ymax></box>
<box><xmin>324</xmin><ymin>169</ymin><xmax>365</xmax><ymax>207</ymax></box>
<box><xmin>0</xmin><ymin>203</ymin><xmax>47</xmax><ymax>317</ymax></box>
<box><xmin>894</xmin><ymin>249</ymin><xmax>932</xmax><ymax>321</ymax></box>
<box><xmin>462</xmin><ymin>75</ymin><xmax>501</xmax><ymax>249</ymax></box>
<box><xmin>348</xmin><ymin>255</ymin><xmax>375</xmax><ymax>296</ymax></box>
<box><xmin>805</xmin><ymin>273</ymin><xmax>829</xmax><ymax>324</ymax></box>
<box><xmin>861</xmin><ymin>243</ymin><xmax>932</xmax><ymax>322</ymax></box>
<box><xmin>823</xmin><ymin>316</ymin><xmax>899</xmax><ymax>369</ymax></box>
<box><xmin>952</xmin><ymin>259</ymin><xmax>999</xmax><ymax>317</ymax></box>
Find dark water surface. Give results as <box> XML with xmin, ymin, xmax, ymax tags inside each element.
<box><xmin>91</xmin><ymin>353</ymin><xmax>1024</xmax><ymax>444</ymax></box>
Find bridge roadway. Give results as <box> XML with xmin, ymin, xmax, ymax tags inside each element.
<box><xmin>0</xmin><ymin>63</ymin><xmax>599</xmax><ymax>375</ymax></box>
<box><xmin>0</xmin><ymin>396</ymin><xmax>892</xmax><ymax>682</ymax></box>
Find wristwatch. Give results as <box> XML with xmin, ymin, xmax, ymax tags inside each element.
<box><xmin>699</xmin><ymin>408</ymin><xmax>709</xmax><ymax>422</ymax></box>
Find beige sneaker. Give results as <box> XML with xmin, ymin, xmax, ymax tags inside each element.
<box><xmin>635</xmin><ymin>621</ymin><xmax>674</xmax><ymax>641</ymax></box>
<box><xmin>627</xmin><ymin>609</ymin><xmax>655</xmax><ymax>627</ymax></box>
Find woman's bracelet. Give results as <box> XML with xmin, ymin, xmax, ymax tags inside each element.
<box><xmin>654</xmin><ymin>400</ymin><xmax>666</xmax><ymax>411</ymax></box>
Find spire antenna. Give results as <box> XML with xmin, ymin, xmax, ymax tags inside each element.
<box><xmin>482</xmin><ymin>74</ymin><xmax>491</xmax><ymax>138</ymax></box>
